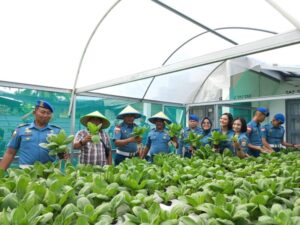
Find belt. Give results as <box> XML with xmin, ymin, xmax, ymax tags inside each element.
<box><xmin>116</xmin><ymin>149</ymin><xmax>137</xmax><ymax>157</ymax></box>
<box><xmin>269</xmin><ymin>144</ymin><xmax>281</xmax><ymax>148</ymax></box>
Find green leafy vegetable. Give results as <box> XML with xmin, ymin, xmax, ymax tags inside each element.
<box><xmin>130</xmin><ymin>126</ymin><xmax>149</xmax><ymax>138</ymax></box>
<box><xmin>39</xmin><ymin>129</ymin><xmax>74</xmax><ymax>157</ymax></box>
<box><xmin>231</xmin><ymin>134</ymin><xmax>238</xmax><ymax>143</ymax></box>
<box><xmin>184</xmin><ymin>132</ymin><xmax>203</xmax><ymax>148</ymax></box>
<box><xmin>164</xmin><ymin>122</ymin><xmax>182</xmax><ymax>138</ymax></box>
<box><xmin>208</xmin><ymin>131</ymin><xmax>228</xmax><ymax>145</ymax></box>
<box><xmin>87</xmin><ymin>122</ymin><xmax>102</xmax><ymax>144</ymax></box>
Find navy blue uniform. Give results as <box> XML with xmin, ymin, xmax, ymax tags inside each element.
<box><xmin>7</xmin><ymin>122</ymin><xmax>60</xmax><ymax>165</ymax></box>
<box><xmin>113</xmin><ymin>122</ymin><xmax>139</xmax><ymax>165</ymax></box>
<box><xmin>261</xmin><ymin>123</ymin><xmax>285</xmax><ymax>152</ymax></box>
<box><xmin>235</xmin><ymin>132</ymin><xmax>249</xmax><ymax>154</ymax></box>
<box><xmin>247</xmin><ymin>120</ymin><xmax>263</xmax><ymax>157</ymax></box>
<box><xmin>201</xmin><ymin>130</ymin><xmax>212</xmax><ymax>146</ymax></box>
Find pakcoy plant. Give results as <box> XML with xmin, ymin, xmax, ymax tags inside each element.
<box><xmin>184</xmin><ymin>131</ymin><xmax>204</xmax><ymax>150</ymax></box>
<box><xmin>164</xmin><ymin>122</ymin><xmax>182</xmax><ymax>138</ymax></box>
<box><xmin>39</xmin><ymin>129</ymin><xmax>74</xmax><ymax>159</ymax></box>
<box><xmin>130</xmin><ymin>126</ymin><xmax>149</xmax><ymax>155</ymax></box>
<box><xmin>87</xmin><ymin>122</ymin><xmax>102</xmax><ymax>144</ymax></box>
<box><xmin>208</xmin><ymin>130</ymin><xmax>228</xmax><ymax>152</ymax></box>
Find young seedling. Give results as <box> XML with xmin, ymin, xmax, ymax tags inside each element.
<box><xmin>130</xmin><ymin>126</ymin><xmax>149</xmax><ymax>156</ymax></box>
<box><xmin>184</xmin><ymin>132</ymin><xmax>204</xmax><ymax>154</ymax></box>
<box><xmin>87</xmin><ymin>122</ymin><xmax>102</xmax><ymax>144</ymax></box>
<box><xmin>165</xmin><ymin>122</ymin><xmax>182</xmax><ymax>148</ymax></box>
<box><xmin>164</xmin><ymin>122</ymin><xmax>182</xmax><ymax>138</ymax></box>
<box><xmin>208</xmin><ymin>130</ymin><xmax>228</xmax><ymax>153</ymax></box>
<box><xmin>40</xmin><ymin>129</ymin><xmax>74</xmax><ymax>159</ymax></box>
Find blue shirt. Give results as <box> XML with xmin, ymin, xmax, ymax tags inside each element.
<box><xmin>178</xmin><ymin>127</ymin><xmax>202</xmax><ymax>155</ymax></box>
<box><xmin>146</xmin><ymin>129</ymin><xmax>171</xmax><ymax>155</ymax></box>
<box><xmin>213</xmin><ymin>128</ymin><xmax>235</xmax><ymax>154</ymax></box>
<box><xmin>261</xmin><ymin>123</ymin><xmax>285</xmax><ymax>145</ymax></box>
<box><xmin>7</xmin><ymin>122</ymin><xmax>61</xmax><ymax>165</ymax></box>
<box><xmin>236</xmin><ymin>132</ymin><xmax>249</xmax><ymax>154</ymax></box>
<box><xmin>201</xmin><ymin>130</ymin><xmax>212</xmax><ymax>146</ymax></box>
<box><xmin>113</xmin><ymin>122</ymin><xmax>138</xmax><ymax>153</ymax></box>
<box><xmin>247</xmin><ymin>120</ymin><xmax>263</xmax><ymax>157</ymax></box>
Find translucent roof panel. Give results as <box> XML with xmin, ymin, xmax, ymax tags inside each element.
<box><xmin>76</xmin><ymin>0</ymin><xmax>200</xmax><ymax>88</ymax></box>
<box><xmin>144</xmin><ymin>62</ymin><xmax>222</xmax><ymax>103</ymax></box>
<box><xmin>91</xmin><ymin>78</ymin><xmax>152</xmax><ymax>99</ymax></box>
<box><xmin>160</xmin><ymin>0</ymin><xmax>296</xmax><ymax>33</ymax></box>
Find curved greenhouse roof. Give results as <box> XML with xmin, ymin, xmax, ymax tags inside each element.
<box><xmin>0</xmin><ymin>0</ymin><xmax>300</xmax><ymax>105</ymax></box>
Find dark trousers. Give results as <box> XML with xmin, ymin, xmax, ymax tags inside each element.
<box><xmin>114</xmin><ymin>153</ymin><xmax>137</xmax><ymax>165</ymax></box>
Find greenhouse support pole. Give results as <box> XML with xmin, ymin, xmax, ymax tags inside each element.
<box><xmin>266</xmin><ymin>0</ymin><xmax>300</xmax><ymax>31</ymax></box>
<box><xmin>214</xmin><ymin>105</ymin><xmax>219</xmax><ymax>129</ymax></box>
<box><xmin>70</xmin><ymin>95</ymin><xmax>77</xmax><ymax>159</ymax></box>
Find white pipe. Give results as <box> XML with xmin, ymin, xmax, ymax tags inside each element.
<box><xmin>266</xmin><ymin>0</ymin><xmax>300</xmax><ymax>31</ymax></box>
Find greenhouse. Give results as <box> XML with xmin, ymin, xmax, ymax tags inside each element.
<box><xmin>0</xmin><ymin>0</ymin><xmax>300</xmax><ymax>224</ymax></box>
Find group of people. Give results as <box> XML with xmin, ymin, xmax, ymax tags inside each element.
<box><xmin>0</xmin><ymin>100</ymin><xmax>299</xmax><ymax>170</ymax></box>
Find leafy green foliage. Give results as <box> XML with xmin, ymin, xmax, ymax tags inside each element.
<box><xmin>39</xmin><ymin>129</ymin><xmax>74</xmax><ymax>156</ymax></box>
<box><xmin>231</xmin><ymin>134</ymin><xmax>238</xmax><ymax>143</ymax></box>
<box><xmin>130</xmin><ymin>126</ymin><xmax>149</xmax><ymax>138</ymax></box>
<box><xmin>208</xmin><ymin>130</ymin><xmax>228</xmax><ymax>145</ymax></box>
<box><xmin>164</xmin><ymin>122</ymin><xmax>182</xmax><ymax>138</ymax></box>
<box><xmin>87</xmin><ymin>122</ymin><xmax>102</xmax><ymax>144</ymax></box>
<box><xmin>184</xmin><ymin>132</ymin><xmax>203</xmax><ymax>148</ymax></box>
<box><xmin>1</xmin><ymin>148</ymin><xmax>300</xmax><ymax>224</ymax></box>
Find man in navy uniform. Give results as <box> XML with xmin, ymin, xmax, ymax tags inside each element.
<box><xmin>262</xmin><ymin>113</ymin><xmax>300</xmax><ymax>152</ymax></box>
<box><xmin>178</xmin><ymin>114</ymin><xmax>202</xmax><ymax>158</ymax></box>
<box><xmin>0</xmin><ymin>100</ymin><xmax>61</xmax><ymax>170</ymax></box>
<box><xmin>247</xmin><ymin>107</ymin><xmax>271</xmax><ymax>157</ymax></box>
<box><xmin>141</xmin><ymin>111</ymin><xmax>178</xmax><ymax>162</ymax></box>
<box><xmin>113</xmin><ymin>105</ymin><xmax>143</xmax><ymax>165</ymax></box>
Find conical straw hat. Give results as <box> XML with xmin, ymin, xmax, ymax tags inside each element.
<box><xmin>116</xmin><ymin>105</ymin><xmax>142</xmax><ymax>119</ymax></box>
<box><xmin>148</xmin><ymin>111</ymin><xmax>171</xmax><ymax>124</ymax></box>
<box><xmin>80</xmin><ymin>111</ymin><xmax>110</xmax><ymax>129</ymax></box>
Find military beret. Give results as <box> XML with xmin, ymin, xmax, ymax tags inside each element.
<box><xmin>36</xmin><ymin>100</ymin><xmax>53</xmax><ymax>112</ymax></box>
<box><xmin>189</xmin><ymin>114</ymin><xmax>199</xmax><ymax>122</ymax></box>
<box><xmin>256</xmin><ymin>107</ymin><xmax>269</xmax><ymax>117</ymax></box>
<box><xmin>274</xmin><ymin>113</ymin><xmax>285</xmax><ymax>124</ymax></box>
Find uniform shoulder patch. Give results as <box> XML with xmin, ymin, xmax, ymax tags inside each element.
<box><xmin>17</xmin><ymin>123</ymin><xmax>29</xmax><ymax>128</ymax></box>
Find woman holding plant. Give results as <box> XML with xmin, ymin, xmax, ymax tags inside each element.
<box><xmin>212</xmin><ymin>113</ymin><xmax>234</xmax><ymax>154</ymax></box>
<box><xmin>232</xmin><ymin>117</ymin><xmax>249</xmax><ymax>158</ymax></box>
<box><xmin>73</xmin><ymin>111</ymin><xmax>112</xmax><ymax>166</ymax></box>
<box><xmin>141</xmin><ymin>112</ymin><xmax>178</xmax><ymax>162</ymax></box>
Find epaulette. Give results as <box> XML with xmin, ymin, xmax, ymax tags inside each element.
<box><xmin>50</xmin><ymin>124</ymin><xmax>61</xmax><ymax>129</ymax></box>
<box><xmin>17</xmin><ymin>123</ymin><xmax>29</xmax><ymax>128</ymax></box>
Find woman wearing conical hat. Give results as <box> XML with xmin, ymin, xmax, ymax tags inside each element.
<box><xmin>73</xmin><ymin>111</ymin><xmax>112</xmax><ymax>166</ymax></box>
<box><xmin>140</xmin><ymin>111</ymin><xmax>178</xmax><ymax>162</ymax></box>
<box><xmin>113</xmin><ymin>105</ymin><xmax>144</xmax><ymax>165</ymax></box>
